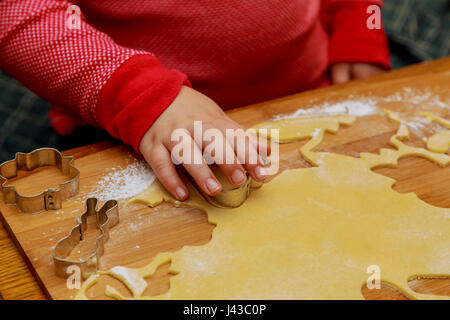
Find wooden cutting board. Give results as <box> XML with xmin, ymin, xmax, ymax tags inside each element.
<box><xmin>0</xmin><ymin>58</ymin><xmax>449</xmax><ymax>300</ymax></box>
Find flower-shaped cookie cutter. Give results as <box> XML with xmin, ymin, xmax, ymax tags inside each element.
<box><xmin>0</xmin><ymin>148</ymin><xmax>80</xmax><ymax>214</ymax></box>
<box><xmin>53</xmin><ymin>198</ymin><xmax>119</xmax><ymax>279</ymax></box>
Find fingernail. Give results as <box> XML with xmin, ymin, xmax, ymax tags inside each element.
<box><xmin>175</xmin><ymin>187</ymin><xmax>187</xmax><ymax>200</ymax></box>
<box><xmin>206</xmin><ymin>178</ymin><xmax>221</xmax><ymax>193</ymax></box>
<box><xmin>254</xmin><ymin>166</ymin><xmax>266</xmax><ymax>180</ymax></box>
<box><xmin>231</xmin><ymin>170</ymin><xmax>246</xmax><ymax>185</ymax></box>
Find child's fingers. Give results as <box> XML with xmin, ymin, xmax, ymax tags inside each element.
<box><xmin>141</xmin><ymin>144</ymin><xmax>189</xmax><ymax>201</ymax></box>
<box><xmin>241</xmin><ymin>135</ymin><xmax>267</xmax><ymax>182</ymax></box>
<box><xmin>210</xmin><ymin>141</ymin><xmax>247</xmax><ymax>187</ymax></box>
<box><xmin>331</xmin><ymin>63</ymin><xmax>351</xmax><ymax>84</ymax></box>
<box><xmin>201</xmin><ymin>126</ymin><xmax>247</xmax><ymax>187</ymax></box>
<box><xmin>223</xmin><ymin>125</ymin><xmax>267</xmax><ymax>181</ymax></box>
<box><xmin>247</xmin><ymin>130</ymin><xmax>271</xmax><ymax>158</ymax></box>
<box><xmin>351</xmin><ymin>63</ymin><xmax>385</xmax><ymax>79</ymax></box>
<box><xmin>166</xmin><ymin>134</ymin><xmax>222</xmax><ymax>197</ymax></box>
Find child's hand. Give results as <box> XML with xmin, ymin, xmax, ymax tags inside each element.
<box><xmin>330</xmin><ymin>63</ymin><xmax>385</xmax><ymax>85</ymax></box>
<box><xmin>139</xmin><ymin>86</ymin><xmax>268</xmax><ymax>201</ymax></box>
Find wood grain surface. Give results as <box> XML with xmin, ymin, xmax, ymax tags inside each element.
<box><xmin>0</xmin><ymin>57</ymin><xmax>449</xmax><ymax>300</ymax></box>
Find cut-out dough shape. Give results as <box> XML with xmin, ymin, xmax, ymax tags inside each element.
<box><xmin>417</xmin><ymin>112</ymin><xmax>450</xmax><ymax>154</ymax></box>
<box><xmin>251</xmin><ymin>115</ymin><xmax>355</xmax><ymax>143</ymax></box>
<box><xmin>76</xmin><ymin>112</ymin><xmax>449</xmax><ymax>300</ymax></box>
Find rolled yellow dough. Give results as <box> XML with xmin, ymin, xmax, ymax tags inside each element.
<box><xmin>76</xmin><ymin>112</ymin><xmax>449</xmax><ymax>300</ymax></box>
<box><xmin>417</xmin><ymin>112</ymin><xmax>450</xmax><ymax>154</ymax></box>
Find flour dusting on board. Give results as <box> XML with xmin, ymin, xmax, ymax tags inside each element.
<box><xmin>274</xmin><ymin>99</ymin><xmax>378</xmax><ymax>120</ymax></box>
<box><xmin>274</xmin><ymin>87</ymin><xmax>449</xmax><ymax>121</ymax></box>
<box><xmin>89</xmin><ymin>160</ymin><xmax>156</xmax><ymax>201</ymax></box>
<box><xmin>382</xmin><ymin>87</ymin><xmax>450</xmax><ymax>109</ymax></box>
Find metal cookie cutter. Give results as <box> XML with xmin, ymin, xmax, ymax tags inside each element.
<box><xmin>199</xmin><ymin>173</ymin><xmax>263</xmax><ymax>208</ymax></box>
<box><xmin>0</xmin><ymin>148</ymin><xmax>79</xmax><ymax>214</ymax></box>
<box><xmin>53</xmin><ymin>198</ymin><xmax>119</xmax><ymax>279</ymax></box>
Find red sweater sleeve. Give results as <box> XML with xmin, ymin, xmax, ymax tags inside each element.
<box><xmin>0</xmin><ymin>0</ymin><xmax>188</xmax><ymax>152</ymax></box>
<box><xmin>321</xmin><ymin>0</ymin><xmax>391</xmax><ymax>69</ymax></box>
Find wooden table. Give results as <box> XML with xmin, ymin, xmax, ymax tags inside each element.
<box><xmin>0</xmin><ymin>57</ymin><xmax>449</xmax><ymax>300</ymax></box>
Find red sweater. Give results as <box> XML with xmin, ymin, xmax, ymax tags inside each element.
<box><xmin>0</xmin><ymin>0</ymin><xmax>390</xmax><ymax>152</ymax></box>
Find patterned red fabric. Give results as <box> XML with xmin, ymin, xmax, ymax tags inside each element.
<box><xmin>0</xmin><ymin>0</ymin><xmax>390</xmax><ymax>152</ymax></box>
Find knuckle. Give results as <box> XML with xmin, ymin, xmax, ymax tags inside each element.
<box><xmin>151</xmin><ymin>158</ymin><xmax>171</xmax><ymax>175</ymax></box>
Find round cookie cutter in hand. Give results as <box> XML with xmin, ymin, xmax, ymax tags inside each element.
<box><xmin>53</xmin><ymin>198</ymin><xmax>119</xmax><ymax>279</ymax></box>
<box><xmin>199</xmin><ymin>172</ymin><xmax>263</xmax><ymax>208</ymax></box>
<box><xmin>0</xmin><ymin>148</ymin><xmax>80</xmax><ymax>214</ymax></box>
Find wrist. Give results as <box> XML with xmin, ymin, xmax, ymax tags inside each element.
<box><xmin>96</xmin><ymin>54</ymin><xmax>190</xmax><ymax>153</ymax></box>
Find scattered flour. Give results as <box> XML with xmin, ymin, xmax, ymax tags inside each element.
<box><xmin>89</xmin><ymin>160</ymin><xmax>156</xmax><ymax>201</ymax></box>
<box><xmin>274</xmin><ymin>98</ymin><xmax>379</xmax><ymax>120</ymax></box>
<box><xmin>275</xmin><ymin>87</ymin><xmax>449</xmax><ymax>122</ymax></box>
<box><xmin>405</xmin><ymin>116</ymin><xmax>432</xmax><ymax>137</ymax></box>
<box><xmin>311</xmin><ymin>128</ymin><xmax>321</xmax><ymax>138</ymax></box>
<box><xmin>382</xmin><ymin>87</ymin><xmax>449</xmax><ymax>109</ymax></box>
<box><xmin>380</xmin><ymin>88</ymin><xmax>449</xmax><ymax>137</ymax></box>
